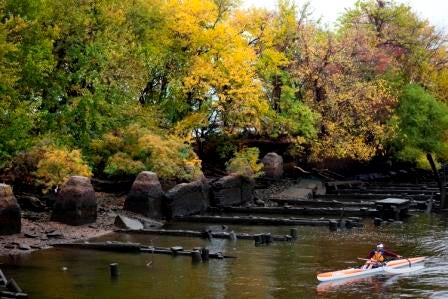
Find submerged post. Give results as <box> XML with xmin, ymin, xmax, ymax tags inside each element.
<box><xmin>264</xmin><ymin>233</ymin><xmax>272</xmax><ymax>244</ymax></box>
<box><xmin>110</xmin><ymin>263</ymin><xmax>119</xmax><ymax>278</ymax></box>
<box><xmin>329</xmin><ymin>220</ymin><xmax>338</xmax><ymax>231</ymax></box>
<box><xmin>200</xmin><ymin>248</ymin><xmax>209</xmax><ymax>261</ymax></box>
<box><xmin>192</xmin><ymin>250</ymin><xmax>202</xmax><ymax>263</ymax></box>
<box><xmin>254</xmin><ymin>234</ymin><xmax>262</xmax><ymax>246</ymax></box>
<box><xmin>290</xmin><ymin>228</ymin><xmax>298</xmax><ymax>239</ymax></box>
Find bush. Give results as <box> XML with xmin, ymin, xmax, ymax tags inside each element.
<box><xmin>35</xmin><ymin>147</ymin><xmax>92</xmax><ymax>193</ymax></box>
<box><xmin>226</xmin><ymin>147</ymin><xmax>263</xmax><ymax>178</ymax></box>
<box><xmin>104</xmin><ymin>152</ymin><xmax>146</xmax><ymax>177</ymax></box>
<box><xmin>91</xmin><ymin>124</ymin><xmax>203</xmax><ymax>181</ymax></box>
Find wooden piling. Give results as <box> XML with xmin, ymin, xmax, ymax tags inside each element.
<box><xmin>329</xmin><ymin>220</ymin><xmax>338</xmax><ymax>231</ymax></box>
<box><xmin>264</xmin><ymin>233</ymin><xmax>272</xmax><ymax>244</ymax></box>
<box><xmin>254</xmin><ymin>234</ymin><xmax>262</xmax><ymax>246</ymax></box>
<box><xmin>290</xmin><ymin>228</ymin><xmax>298</xmax><ymax>239</ymax></box>
<box><xmin>109</xmin><ymin>263</ymin><xmax>119</xmax><ymax>278</ymax></box>
<box><xmin>200</xmin><ymin>248</ymin><xmax>209</xmax><ymax>261</ymax></box>
<box><xmin>191</xmin><ymin>250</ymin><xmax>202</xmax><ymax>263</ymax></box>
<box><xmin>373</xmin><ymin>218</ymin><xmax>383</xmax><ymax>226</ymax></box>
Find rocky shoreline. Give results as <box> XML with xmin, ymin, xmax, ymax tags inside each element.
<box><xmin>0</xmin><ymin>192</ymin><xmax>128</xmax><ymax>257</ymax></box>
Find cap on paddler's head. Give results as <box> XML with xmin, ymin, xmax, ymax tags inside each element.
<box><xmin>376</xmin><ymin>243</ymin><xmax>384</xmax><ymax>249</ymax></box>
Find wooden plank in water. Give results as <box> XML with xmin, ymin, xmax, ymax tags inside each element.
<box><xmin>53</xmin><ymin>242</ymin><xmax>235</xmax><ymax>259</ymax></box>
<box><xmin>115</xmin><ymin>228</ymin><xmax>292</xmax><ymax>241</ymax></box>
<box><xmin>175</xmin><ymin>215</ymin><xmax>335</xmax><ymax>226</ymax></box>
<box><xmin>208</xmin><ymin>206</ymin><xmax>377</xmax><ymax>217</ymax></box>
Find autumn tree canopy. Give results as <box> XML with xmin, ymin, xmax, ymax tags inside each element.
<box><xmin>1</xmin><ymin>0</ymin><xmax>447</xmax><ymax>189</ymax></box>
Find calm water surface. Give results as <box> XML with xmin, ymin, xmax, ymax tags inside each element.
<box><xmin>1</xmin><ymin>214</ymin><xmax>447</xmax><ymax>298</ymax></box>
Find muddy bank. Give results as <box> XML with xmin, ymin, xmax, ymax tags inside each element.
<box><xmin>0</xmin><ymin>192</ymin><xmax>127</xmax><ymax>257</ymax></box>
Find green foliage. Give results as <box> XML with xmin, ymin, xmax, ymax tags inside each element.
<box><xmin>392</xmin><ymin>84</ymin><xmax>448</xmax><ymax>168</ymax></box>
<box><xmin>91</xmin><ymin>125</ymin><xmax>202</xmax><ymax>181</ymax></box>
<box><xmin>226</xmin><ymin>147</ymin><xmax>263</xmax><ymax>178</ymax></box>
<box><xmin>1</xmin><ymin>0</ymin><xmax>448</xmax><ymax>182</ymax></box>
<box><xmin>104</xmin><ymin>153</ymin><xmax>146</xmax><ymax>177</ymax></box>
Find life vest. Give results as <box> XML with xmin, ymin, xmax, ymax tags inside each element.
<box><xmin>372</xmin><ymin>250</ymin><xmax>384</xmax><ymax>262</ymax></box>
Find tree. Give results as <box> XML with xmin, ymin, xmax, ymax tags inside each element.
<box><xmin>392</xmin><ymin>84</ymin><xmax>448</xmax><ymax>208</ymax></box>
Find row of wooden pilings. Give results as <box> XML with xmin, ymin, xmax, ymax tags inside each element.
<box><xmin>108</xmin><ymin>247</ymin><xmax>213</xmax><ymax>279</ymax></box>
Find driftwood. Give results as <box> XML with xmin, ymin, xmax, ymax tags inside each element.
<box><xmin>53</xmin><ymin>242</ymin><xmax>236</xmax><ymax>259</ymax></box>
<box><xmin>115</xmin><ymin>228</ymin><xmax>293</xmax><ymax>242</ymax></box>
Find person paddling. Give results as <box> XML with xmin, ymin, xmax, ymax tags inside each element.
<box><xmin>363</xmin><ymin>243</ymin><xmax>402</xmax><ymax>269</ymax></box>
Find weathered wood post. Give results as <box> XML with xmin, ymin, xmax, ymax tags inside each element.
<box><xmin>200</xmin><ymin>248</ymin><xmax>209</xmax><ymax>261</ymax></box>
<box><xmin>345</xmin><ymin>220</ymin><xmax>354</xmax><ymax>229</ymax></box>
<box><xmin>192</xmin><ymin>250</ymin><xmax>202</xmax><ymax>263</ymax></box>
<box><xmin>264</xmin><ymin>233</ymin><xmax>272</xmax><ymax>244</ymax></box>
<box><xmin>254</xmin><ymin>234</ymin><xmax>262</xmax><ymax>246</ymax></box>
<box><xmin>229</xmin><ymin>231</ymin><xmax>237</xmax><ymax>241</ymax></box>
<box><xmin>373</xmin><ymin>218</ymin><xmax>383</xmax><ymax>226</ymax></box>
<box><xmin>290</xmin><ymin>228</ymin><xmax>298</xmax><ymax>239</ymax></box>
<box><xmin>110</xmin><ymin>263</ymin><xmax>119</xmax><ymax>278</ymax></box>
<box><xmin>329</xmin><ymin>220</ymin><xmax>338</xmax><ymax>231</ymax></box>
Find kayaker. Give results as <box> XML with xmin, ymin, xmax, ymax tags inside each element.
<box><xmin>363</xmin><ymin>243</ymin><xmax>402</xmax><ymax>269</ymax></box>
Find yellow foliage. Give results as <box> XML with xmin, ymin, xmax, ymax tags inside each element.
<box><xmin>226</xmin><ymin>147</ymin><xmax>263</xmax><ymax>177</ymax></box>
<box><xmin>91</xmin><ymin>125</ymin><xmax>203</xmax><ymax>181</ymax></box>
<box><xmin>35</xmin><ymin>147</ymin><xmax>91</xmax><ymax>193</ymax></box>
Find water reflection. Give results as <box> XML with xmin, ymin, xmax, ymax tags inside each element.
<box><xmin>0</xmin><ymin>214</ymin><xmax>447</xmax><ymax>298</ymax></box>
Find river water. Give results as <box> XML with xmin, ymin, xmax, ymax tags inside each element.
<box><xmin>1</xmin><ymin>214</ymin><xmax>447</xmax><ymax>299</ymax></box>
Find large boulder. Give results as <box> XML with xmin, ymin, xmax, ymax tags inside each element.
<box><xmin>124</xmin><ymin>171</ymin><xmax>164</xmax><ymax>218</ymax></box>
<box><xmin>0</xmin><ymin>184</ymin><xmax>21</xmax><ymax>235</ymax></box>
<box><xmin>211</xmin><ymin>175</ymin><xmax>254</xmax><ymax>206</ymax></box>
<box><xmin>51</xmin><ymin>176</ymin><xmax>97</xmax><ymax>225</ymax></box>
<box><xmin>262</xmin><ymin>152</ymin><xmax>283</xmax><ymax>178</ymax></box>
<box><xmin>165</xmin><ymin>179</ymin><xmax>209</xmax><ymax>218</ymax></box>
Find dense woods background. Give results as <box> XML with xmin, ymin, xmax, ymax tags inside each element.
<box><xmin>1</xmin><ymin>0</ymin><xmax>448</xmax><ymax>192</ymax></box>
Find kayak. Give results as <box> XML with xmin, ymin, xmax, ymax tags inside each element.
<box><xmin>317</xmin><ymin>257</ymin><xmax>426</xmax><ymax>282</ymax></box>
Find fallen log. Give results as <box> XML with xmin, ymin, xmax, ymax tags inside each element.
<box><xmin>53</xmin><ymin>242</ymin><xmax>236</xmax><ymax>259</ymax></box>
<box><xmin>115</xmin><ymin>228</ymin><xmax>293</xmax><ymax>241</ymax></box>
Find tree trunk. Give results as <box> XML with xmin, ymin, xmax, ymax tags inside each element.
<box><xmin>426</xmin><ymin>153</ymin><xmax>446</xmax><ymax>210</ymax></box>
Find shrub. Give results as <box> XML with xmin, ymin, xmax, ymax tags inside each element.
<box><xmin>35</xmin><ymin>147</ymin><xmax>92</xmax><ymax>193</ymax></box>
<box><xmin>226</xmin><ymin>147</ymin><xmax>263</xmax><ymax>178</ymax></box>
<box><xmin>104</xmin><ymin>152</ymin><xmax>145</xmax><ymax>177</ymax></box>
<box><xmin>91</xmin><ymin>124</ymin><xmax>203</xmax><ymax>181</ymax></box>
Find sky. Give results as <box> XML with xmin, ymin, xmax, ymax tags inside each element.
<box><xmin>242</xmin><ymin>0</ymin><xmax>448</xmax><ymax>31</ymax></box>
